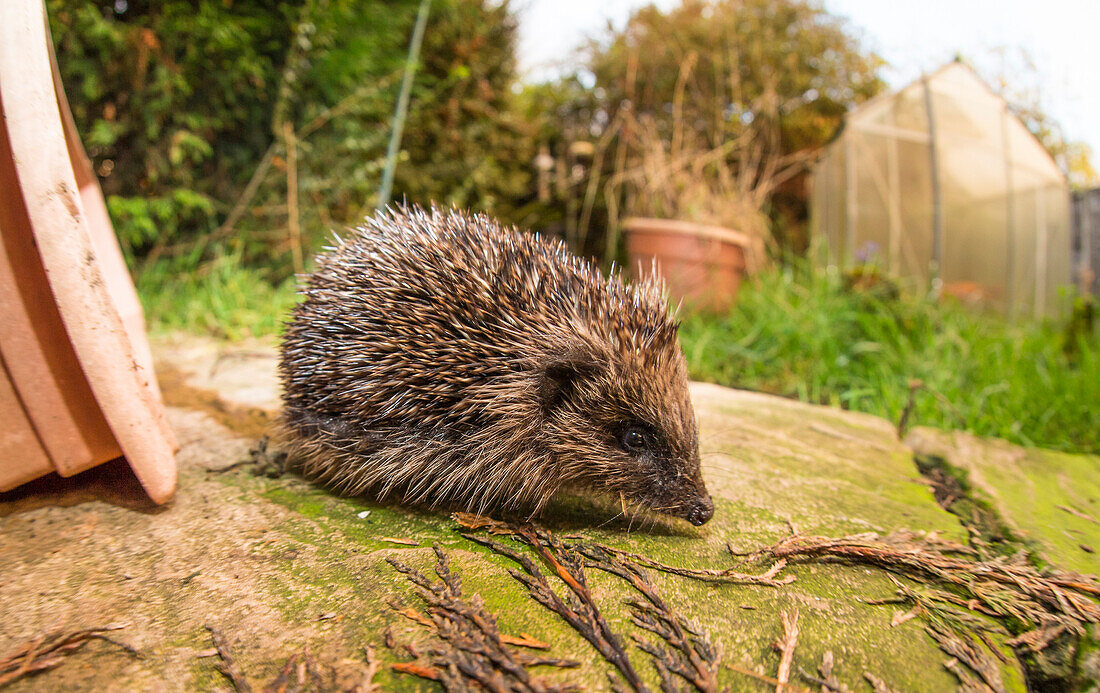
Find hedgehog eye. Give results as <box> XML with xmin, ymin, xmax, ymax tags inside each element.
<box><xmin>621</xmin><ymin>426</ymin><xmax>647</xmax><ymax>452</ymax></box>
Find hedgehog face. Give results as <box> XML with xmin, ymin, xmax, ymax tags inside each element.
<box><xmin>609</xmin><ymin>420</ymin><xmax>714</xmax><ymax>526</ymax></box>
<box><xmin>541</xmin><ymin>347</ymin><xmax>714</xmax><ymax>526</ymax></box>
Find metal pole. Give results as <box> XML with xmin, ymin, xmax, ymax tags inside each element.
<box><xmin>1001</xmin><ymin>105</ymin><xmax>1016</xmax><ymax>318</ymax></box>
<box><xmin>1084</xmin><ymin>193</ymin><xmax>1095</xmax><ymax>297</ymax></box>
<box><xmin>921</xmin><ymin>74</ymin><xmax>944</xmax><ymax>286</ymax></box>
<box><xmin>844</xmin><ymin>129</ymin><xmax>858</xmax><ymax>265</ymax></box>
<box><xmin>887</xmin><ymin>133</ymin><xmax>902</xmax><ymax>273</ymax></box>
<box><xmin>377</xmin><ymin>0</ymin><xmax>431</xmax><ymax>211</ymax></box>
<box><xmin>1035</xmin><ymin>187</ymin><xmax>1047</xmax><ymax>317</ymax></box>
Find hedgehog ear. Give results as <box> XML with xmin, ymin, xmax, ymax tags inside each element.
<box><xmin>540</xmin><ymin>351</ymin><xmax>600</xmax><ymax>414</ymax></box>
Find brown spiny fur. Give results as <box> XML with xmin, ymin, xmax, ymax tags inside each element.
<box><xmin>278</xmin><ymin>205</ymin><xmax>714</xmax><ymax>525</ymax></box>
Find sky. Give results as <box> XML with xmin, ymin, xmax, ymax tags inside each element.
<box><xmin>514</xmin><ymin>0</ymin><xmax>1100</xmax><ymax>162</ymax></box>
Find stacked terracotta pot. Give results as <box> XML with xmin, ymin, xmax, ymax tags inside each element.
<box><xmin>0</xmin><ymin>0</ymin><xmax>177</xmax><ymax>502</ymax></box>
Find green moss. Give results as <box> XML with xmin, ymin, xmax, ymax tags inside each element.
<box><xmin>187</xmin><ymin>659</ymin><xmax>231</xmax><ymax>691</ymax></box>
<box><xmin>244</xmin><ymin>479</ymin><xmax>984</xmax><ymax>691</ymax></box>
<box><xmin>191</xmin><ymin>391</ymin><xmax>1033</xmax><ymax>691</ymax></box>
<box><xmin>905</xmin><ymin>440</ymin><xmax>1100</xmax><ymax>689</ymax></box>
<box><xmin>977</xmin><ymin>447</ymin><xmax>1100</xmax><ymax>575</ymax></box>
<box><xmin>913</xmin><ymin>453</ymin><xmax>1035</xmax><ymax>561</ymax></box>
<box><xmin>1076</xmin><ymin>627</ymin><xmax>1100</xmax><ymax>691</ymax></box>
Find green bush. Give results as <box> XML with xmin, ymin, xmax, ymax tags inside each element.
<box><xmin>49</xmin><ymin>0</ymin><xmax>294</xmax><ymax>262</ymax></box>
<box><xmin>50</xmin><ymin>0</ymin><xmax>534</xmax><ymax>277</ymax></box>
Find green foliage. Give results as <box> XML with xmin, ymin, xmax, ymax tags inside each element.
<box><xmin>587</xmin><ymin>0</ymin><xmax>884</xmax><ymax>153</ymax></box>
<box><xmin>107</xmin><ymin>189</ymin><xmax>215</xmax><ymax>256</ymax></box>
<box><xmin>392</xmin><ymin>0</ymin><xmax>534</xmax><ymax>224</ymax></box>
<box><xmin>679</xmin><ymin>263</ymin><xmax>1100</xmax><ymax>454</ymax></box>
<box><xmin>515</xmin><ymin>0</ymin><xmax>885</xmax><ymax>260</ymax></box>
<box><xmin>50</xmin><ymin>0</ymin><xmax>534</xmax><ymax>277</ymax></box>
<box><xmin>48</xmin><ymin>0</ymin><xmax>293</xmax><ymax>260</ymax></box>
<box><xmin>238</xmin><ymin>0</ymin><xmax>536</xmax><ymax>272</ymax></box>
<box><xmin>570</xmin><ymin>0</ymin><xmax>885</xmax><ymax>253</ymax></box>
<box><xmin>226</xmin><ymin>0</ymin><xmax>422</xmax><ymax>274</ymax></box>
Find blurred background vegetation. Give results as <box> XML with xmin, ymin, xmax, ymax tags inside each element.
<box><xmin>48</xmin><ymin>0</ymin><xmax>886</xmax><ymax>275</ymax></box>
<box><xmin>49</xmin><ymin>0</ymin><xmax>1097</xmax><ymax>453</ymax></box>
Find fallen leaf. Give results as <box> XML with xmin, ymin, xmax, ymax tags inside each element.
<box><xmin>392</xmin><ymin>662</ymin><xmax>440</xmax><ymax>680</ymax></box>
<box><xmin>379</xmin><ymin>537</ymin><xmax>419</xmax><ymax>546</ymax></box>
<box><xmin>395</xmin><ymin>608</ymin><xmax>434</xmax><ymax>629</ymax></box>
<box><xmin>890</xmin><ymin>607</ymin><xmax>919</xmax><ymax>627</ymax></box>
<box><xmin>499</xmin><ymin>633</ymin><xmax>550</xmax><ymax>650</ymax></box>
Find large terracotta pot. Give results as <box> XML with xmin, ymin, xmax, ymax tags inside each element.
<box><xmin>0</xmin><ymin>0</ymin><xmax>177</xmax><ymax>502</ymax></box>
<box><xmin>623</xmin><ymin>218</ymin><xmax>759</xmax><ymax>313</ymax></box>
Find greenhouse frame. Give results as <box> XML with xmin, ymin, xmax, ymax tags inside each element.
<box><xmin>810</xmin><ymin>62</ymin><xmax>1072</xmax><ymax>317</ymax></box>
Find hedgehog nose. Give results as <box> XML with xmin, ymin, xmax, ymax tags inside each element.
<box><xmin>686</xmin><ymin>496</ymin><xmax>714</xmax><ymax>526</ymax></box>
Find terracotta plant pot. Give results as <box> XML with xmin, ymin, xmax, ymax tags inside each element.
<box><xmin>0</xmin><ymin>0</ymin><xmax>177</xmax><ymax>502</ymax></box>
<box><xmin>623</xmin><ymin>218</ymin><xmax>759</xmax><ymax>313</ymax></box>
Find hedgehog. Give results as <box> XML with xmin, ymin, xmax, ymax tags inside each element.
<box><xmin>278</xmin><ymin>205</ymin><xmax>714</xmax><ymax>525</ymax></box>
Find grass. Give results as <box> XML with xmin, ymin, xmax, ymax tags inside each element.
<box><xmin>678</xmin><ymin>264</ymin><xmax>1099</xmax><ymax>455</ymax></box>
<box><xmin>136</xmin><ymin>255</ymin><xmax>1099</xmax><ymax>455</ymax></box>
<box><xmin>137</xmin><ymin>254</ymin><xmax>299</xmax><ymax>340</ymax></box>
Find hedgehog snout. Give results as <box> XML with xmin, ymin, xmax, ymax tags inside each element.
<box><xmin>652</xmin><ymin>465</ymin><xmax>714</xmax><ymax>525</ymax></box>
<box><xmin>684</xmin><ymin>494</ymin><xmax>714</xmax><ymax>526</ymax></box>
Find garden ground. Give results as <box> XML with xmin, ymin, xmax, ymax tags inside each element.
<box><xmin>0</xmin><ymin>334</ymin><xmax>1095</xmax><ymax>691</ymax></box>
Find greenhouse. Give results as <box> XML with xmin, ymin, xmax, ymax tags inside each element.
<box><xmin>810</xmin><ymin>62</ymin><xmax>1072</xmax><ymax>317</ymax></box>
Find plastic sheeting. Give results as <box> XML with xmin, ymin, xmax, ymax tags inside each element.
<box><xmin>811</xmin><ymin>63</ymin><xmax>1071</xmax><ymax>317</ymax></box>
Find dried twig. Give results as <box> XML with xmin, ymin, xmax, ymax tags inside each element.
<box><xmin>881</xmin><ymin>577</ymin><xmax>1003</xmax><ymax>636</ymax></box>
<box><xmin>862</xmin><ymin>671</ymin><xmax>900</xmax><ymax>693</ymax></box>
<box><xmin>0</xmin><ymin>624</ymin><xmax>133</xmax><ymax>687</ymax></box>
<box><xmin>774</xmin><ymin>609</ymin><xmax>800</xmax><ymax>693</ymax></box>
<box><xmin>205</xmin><ymin>625</ymin><xmax>253</xmax><ymax>693</ymax></box>
<box><xmin>387</xmin><ymin>544</ymin><xmax>581</xmax><ymax>692</ymax></box>
<box><xmin>890</xmin><ymin>607</ymin><xmax>920</xmax><ymax>627</ymax></box>
<box><xmin>500</xmin><ymin>633</ymin><xmax>551</xmax><ymax>650</ymax></box>
<box><xmin>283</xmin><ymin>121</ymin><xmax>303</xmax><ymax>274</ymax></box>
<box><xmin>1055</xmin><ymin>504</ymin><xmax>1098</xmax><ymax>524</ymax></box>
<box><xmin>755</xmin><ymin>531</ymin><xmax>1100</xmax><ymax>690</ymax></box>
<box><xmin>581</xmin><ymin>544</ymin><xmax>719</xmax><ymax>692</ymax></box>
<box><xmin>460</xmin><ymin>518</ymin><xmax>731</xmax><ymax>692</ymax></box>
<box><xmin>926</xmin><ymin>623</ymin><xmax>1005</xmax><ymax>693</ymax></box>
<box><xmin>896</xmin><ymin>379</ymin><xmax>923</xmax><ymax>439</ymax></box>
<box><xmin>454</xmin><ymin>512</ymin><xmax>793</xmax><ymax>586</ymax></box>
<box><xmin>263</xmin><ymin>648</ymin><xmax>329</xmax><ymax>693</ymax></box>
<box><xmin>806</xmin><ymin>650</ymin><xmax>849</xmax><ymax>692</ymax></box>
<box><xmin>379</xmin><ymin>537</ymin><xmax>419</xmax><ymax>546</ymax></box>
<box><xmin>392</xmin><ymin>660</ymin><xmax>440</xmax><ymax>680</ymax></box>
<box><xmin>578</xmin><ymin>543</ymin><xmax>793</xmax><ymax>587</ymax></box>
<box><xmin>723</xmin><ymin>662</ymin><xmax>812</xmax><ymax>692</ymax></box>
<box><xmin>462</xmin><ymin>532</ymin><xmax>645</xmax><ymax>691</ymax></box>
<box><xmin>755</xmin><ymin>532</ymin><xmax>1100</xmax><ymax>628</ymax></box>
<box><xmin>359</xmin><ymin>645</ymin><xmax>381</xmax><ymax>693</ymax></box>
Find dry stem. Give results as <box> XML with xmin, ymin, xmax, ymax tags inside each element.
<box><xmin>387</xmin><ymin>544</ymin><xmax>581</xmax><ymax>692</ymax></box>
<box><xmin>0</xmin><ymin>624</ymin><xmax>132</xmax><ymax>687</ymax></box>
<box><xmin>757</xmin><ymin>533</ymin><xmax>1100</xmax><ymax>628</ymax></box>
<box><xmin>774</xmin><ymin>609</ymin><xmax>800</xmax><ymax>693</ymax></box>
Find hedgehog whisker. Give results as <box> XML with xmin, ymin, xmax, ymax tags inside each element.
<box><xmin>596</xmin><ymin>508</ymin><xmax>626</xmax><ymax>529</ymax></box>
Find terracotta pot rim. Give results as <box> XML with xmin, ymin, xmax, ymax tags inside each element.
<box><xmin>622</xmin><ymin>216</ymin><xmax>754</xmax><ymax>249</ymax></box>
